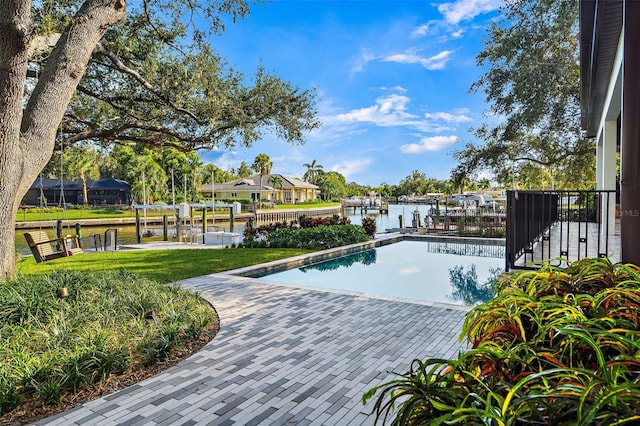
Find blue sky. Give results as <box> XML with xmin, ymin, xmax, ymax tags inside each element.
<box><xmin>201</xmin><ymin>0</ymin><xmax>503</xmax><ymax>186</ymax></box>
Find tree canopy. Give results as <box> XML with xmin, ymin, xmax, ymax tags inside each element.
<box><xmin>316</xmin><ymin>171</ymin><xmax>348</xmax><ymax>201</ymax></box>
<box><xmin>0</xmin><ymin>0</ymin><xmax>320</xmax><ymax>277</ymax></box>
<box><xmin>454</xmin><ymin>0</ymin><xmax>595</xmax><ymax>190</ymax></box>
<box><xmin>32</xmin><ymin>2</ymin><xmax>320</xmax><ymax>152</ymax></box>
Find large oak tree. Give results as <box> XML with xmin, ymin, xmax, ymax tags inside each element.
<box><xmin>0</xmin><ymin>0</ymin><xmax>320</xmax><ymax>278</ymax></box>
<box><xmin>453</xmin><ymin>0</ymin><xmax>595</xmax><ymax>189</ymax></box>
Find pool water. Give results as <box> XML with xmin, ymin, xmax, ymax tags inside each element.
<box><xmin>258</xmin><ymin>240</ymin><xmax>505</xmax><ymax>306</ymax></box>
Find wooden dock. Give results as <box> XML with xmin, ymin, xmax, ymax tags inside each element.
<box><xmin>341</xmin><ymin>197</ymin><xmax>389</xmax><ymax>214</ymax></box>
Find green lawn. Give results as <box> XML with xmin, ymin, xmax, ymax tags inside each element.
<box><xmin>17</xmin><ymin>247</ymin><xmax>314</xmax><ymax>282</ymax></box>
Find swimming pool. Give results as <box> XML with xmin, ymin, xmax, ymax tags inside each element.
<box><xmin>257</xmin><ymin>240</ymin><xmax>505</xmax><ymax>306</ymax></box>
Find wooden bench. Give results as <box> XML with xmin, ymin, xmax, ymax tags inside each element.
<box><xmin>24</xmin><ymin>230</ymin><xmax>83</xmax><ymax>263</ymax></box>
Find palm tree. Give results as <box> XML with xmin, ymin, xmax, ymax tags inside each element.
<box><xmin>303</xmin><ymin>159</ymin><xmax>323</xmax><ymax>184</ymax></box>
<box><xmin>64</xmin><ymin>145</ymin><xmax>99</xmax><ymax>206</ymax></box>
<box><xmin>268</xmin><ymin>174</ymin><xmax>284</xmax><ymax>202</ymax></box>
<box><xmin>478</xmin><ymin>177</ymin><xmax>491</xmax><ymax>191</ymax></box>
<box><xmin>441</xmin><ymin>180</ymin><xmax>454</xmax><ymax>214</ymax></box>
<box><xmin>252</xmin><ymin>153</ymin><xmax>272</xmax><ymax>203</ymax></box>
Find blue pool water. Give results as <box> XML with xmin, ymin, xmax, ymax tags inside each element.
<box><xmin>258</xmin><ymin>240</ymin><xmax>505</xmax><ymax>306</ymax></box>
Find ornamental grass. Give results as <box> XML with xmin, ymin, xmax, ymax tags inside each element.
<box><xmin>0</xmin><ymin>270</ymin><xmax>216</xmax><ymax>416</ymax></box>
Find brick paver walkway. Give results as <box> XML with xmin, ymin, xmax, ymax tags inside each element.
<box><xmin>38</xmin><ymin>274</ymin><xmax>469</xmax><ymax>425</ymax></box>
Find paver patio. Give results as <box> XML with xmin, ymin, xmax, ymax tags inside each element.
<box><xmin>37</xmin><ymin>273</ymin><xmax>470</xmax><ymax>425</ymax></box>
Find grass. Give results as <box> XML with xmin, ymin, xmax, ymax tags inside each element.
<box><xmin>17</xmin><ymin>248</ymin><xmax>314</xmax><ymax>282</ymax></box>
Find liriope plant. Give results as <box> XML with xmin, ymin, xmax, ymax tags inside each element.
<box><xmin>0</xmin><ymin>270</ymin><xmax>216</xmax><ymax>416</ymax></box>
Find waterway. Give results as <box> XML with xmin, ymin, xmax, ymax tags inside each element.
<box><xmin>14</xmin><ymin>204</ymin><xmax>449</xmax><ymax>257</ymax></box>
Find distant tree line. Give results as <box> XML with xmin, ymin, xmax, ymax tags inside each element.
<box><xmin>39</xmin><ymin>147</ymin><xmax>502</xmax><ymax>206</ymax></box>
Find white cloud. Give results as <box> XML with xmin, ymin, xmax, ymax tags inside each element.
<box><xmin>209</xmin><ymin>152</ymin><xmax>238</xmax><ymax>170</ymax></box>
<box><xmin>321</xmin><ymin>94</ymin><xmax>453</xmax><ymax>134</ymax></box>
<box><xmin>438</xmin><ymin>0</ymin><xmax>503</xmax><ymax>25</ymax></box>
<box><xmin>380</xmin><ymin>85</ymin><xmax>408</xmax><ymax>93</ymax></box>
<box><xmin>331</xmin><ymin>159</ymin><xmax>373</xmax><ymax>180</ymax></box>
<box><xmin>411</xmin><ymin>23</ymin><xmax>431</xmax><ymax>38</ymax></box>
<box><xmin>384</xmin><ymin>50</ymin><xmax>452</xmax><ymax>70</ymax></box>
<box><xmin>400</xmin><ymin>135</ymin><xmax>458</xmax><ymax>154</ymax></box>
<box><xmin>425</xmin><ymin>111</ymin><xmax>472</xmax><ymax>123</ymax></box>
<box><xmin>324</xmin><ymin>94</ymin><xmax>416</xmax><ymax>126</ymax></box>
<box><xmin>412</xmin><ymin>0</ymin><xmax>500</xmax><ymax>40</ymax></box>
<box><xmin>350</xmin><ymin>49</ymin><xmax>377</xmax><ymax>74</ymax></box>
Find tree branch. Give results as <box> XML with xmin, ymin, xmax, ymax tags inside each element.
<box><xmin>62</xmin><ymin>120</ymin><xmax>237</xmax><ymax>151</ymax></box>
<box><xmin>94</xmin><ymin>42</ymin><xmax>205</xmax><ymax>124</ymax></box>
<box><xmin>22</xmin><ymin>0</ymin><xmax>126</xmax><ymax>174</ymax></box>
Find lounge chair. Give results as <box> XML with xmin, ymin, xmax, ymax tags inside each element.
<box><xmin>24</xmin><ymin>230</ymin><xmax>83</xmax><ymax>263</ymax></box>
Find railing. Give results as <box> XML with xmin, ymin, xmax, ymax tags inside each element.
<box><xmin>424</xmin><ymin>240</ymin><xmax>506</xmax><ymax>258</ymax></box>
<box><xmin>505</xmin><ymin>190</ymin><xmax>617</xmax><ymax>270</ymax></box>
<box><xmin>254</xmin><ymin>207</ymin><xmax>342</xmax><ymax>224</ymax></box>
<box><xmin>426</xmin><ymin>209</ymin><xmax>506</xmax><ymax>237</ymax></box>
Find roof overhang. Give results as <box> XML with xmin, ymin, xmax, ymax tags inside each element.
<box><xmin>580</xmin><ymin>0</ymin><xmax>623</xmax><ymax>137</ymax></box>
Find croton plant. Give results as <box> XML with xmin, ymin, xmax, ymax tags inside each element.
<box><xmin>364</xmin><ymin>257</ymin><xmax>640</xmax><ymax>425</ymax></box>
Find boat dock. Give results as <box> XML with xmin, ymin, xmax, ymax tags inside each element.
<box><xmin>342</xmin><ymin>196</ymin><xmax>389</xmax><ymax>214</ymax></box>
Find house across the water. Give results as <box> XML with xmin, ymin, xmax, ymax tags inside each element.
<box><xmin>200</xmin><ymin>174</ymin><xmax>319</xmax><ymax>204</ymax></box>
<box><xmin>22</xmin><ymin>177</ymin><xmax>134</xmax><ymax>207</ymax></box>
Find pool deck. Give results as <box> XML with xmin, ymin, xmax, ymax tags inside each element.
<box><xmin>37</xmin><ymin>248</ymin><xmax>471</xmax><ymax>425</ymax></box>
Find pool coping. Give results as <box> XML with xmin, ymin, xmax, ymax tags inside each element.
<box><xmin>226</xmin><ymin>232</ymin><xmax>505</xmax><ymax>278</ymax></box>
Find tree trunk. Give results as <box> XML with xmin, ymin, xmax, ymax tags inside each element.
<box><xmin>81</xmin><ymin>173</ymin><xmax>89</xmax><ymax>206</ymax></box>
<box><xmin>0</xmin><ymin>1</ymin><xmax>30</xmax><ymax>279</ymax></box>
<box><xmin>0</xmin><ymin>0</ymin><xmax>126</xmax><ymax>278</ymax></box>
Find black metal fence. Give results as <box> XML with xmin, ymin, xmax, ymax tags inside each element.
<box><xmin>426</xmin><ymin>209</ymin><xmax>506</xmax><ymax>238</ymax></box>
<box><xmin>505</xmin><ymin>190</ymin><xmax>617</xmax><ymax>270</ymax></box>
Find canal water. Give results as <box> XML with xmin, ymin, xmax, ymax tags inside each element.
<box><xmin>14</xmin><ymin>204</ymin><xmax>432</xmax><ymax>257</ymax></box>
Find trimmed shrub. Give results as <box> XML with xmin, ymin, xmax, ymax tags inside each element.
<box><xmin>266</xmin><ymin>225</ymin><xmax>369</xmax><ymax>249</ymax></box>
<box><xmin>298</xmin><ymin>214</ymin><xmax>350</xmax><ymax>228</ymax></box>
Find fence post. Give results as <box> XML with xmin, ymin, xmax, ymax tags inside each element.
<box><xmin>135</xmin><ymin>209</ymin><xmax>141</xmax><ymax>244</ymax></box>
<box><xmin>163</xmin><ymin>215</ymin><xmax>168</xmax><ymax>241</ymax></box>
<box><xmin>176</xmin><ymin>212</ymin><xmax>182</xmax><ymax>242</ymax></box>
<box><xmin>505</xmin><ymin>190</ymin><xmax>515</xmax><ymax>271</ymax></box>
<box><xmin>75</xmin><ymin>223</ymin><xmax>82</xmax><ymax>248</ymax></box>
